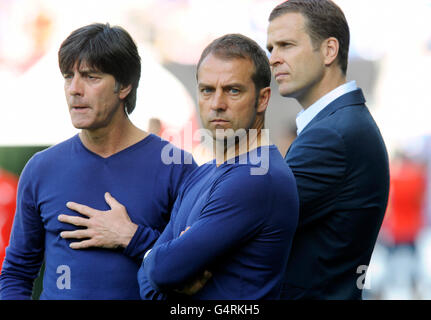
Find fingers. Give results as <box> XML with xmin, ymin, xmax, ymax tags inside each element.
<box><xmin>69</xmin><ymin>239</ymin><xmax>96</xmax><ymax>250</ymax></box>
<box><xmin>104</xmin><ymin>192</ymin><xmax>125</xmax><ymax>210</ymax></box>
<box><xmin>195</xmin><ymin>270</ymin><xmax>212</xmax><ymax>288</ymax></box>
<box><xmin>192</xmin><ymin>271</ymin><xmax>212</xmax><ymax>292</ymax></box>
<box><xmin>203</xmin><ymin>270</ymin><xmax>212</xmax><ymax>281</ymax></box>
<box><xmin>174</xmin><ymin>269</ymin><xmax>212</xmax><ymax>295</ymax></box>
<box><xmin>60</xmin><ymin>229</ymin><xmax>95</xmax><ymax>249</ymax></box>
<box><xmin>60</xmin><ymin>229</ymin><xmax>90</xmax><ymax>240</ymax></box>
<box><xmin>58</xmin><ymin>214</ymin><xmax>90</xmax><ymax>227</ymax></box>
<box><xmin>66</xmin><ymin>202</ymin><xmax>97</xmax><ymax>218</ymax></box>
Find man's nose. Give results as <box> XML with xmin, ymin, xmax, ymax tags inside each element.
<box><xmin>210</xmin><ymin>90</ymin><xmax>227</xmax><ymax>112</ymax></box>
<box><xmin>67</xmin><ymin>76</ymin><xmax>84</xmax><ymax>96</ymax></box>
<box><xmin>268</xmin><ymin>48</ymin><xmax>282</xmax><ymax>67</ymax></box>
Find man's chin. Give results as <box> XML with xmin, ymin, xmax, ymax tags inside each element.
<box><xmin>70</xmin><ymin>117</ymin><xmax>96</xmax><ymax>130</ymax></box>
<box><xmin>71</xmin><ymin>123</ymin><xmax>86</xmax><ymax>129</ymax></box>
<box><xmin>71</xmin><ymin>122</ymin><xmax>92</xmax><ymax>130</ymax></box>
<box><xmin>214</xmin><ymin>132</ymin><xmax>248</xmax><ymax>147</ymax></box>
<box><xmin>278</xmin><ymin>88</ymin><xmax>294</xmax><ymax>98</ymax></box>
<box><xmin>275</xmin><ymin>83</ymin><xmax>294</xmax><ymax>98</ymax></box>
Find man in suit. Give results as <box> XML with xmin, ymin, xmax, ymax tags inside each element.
<box><xmin>266</xmin><ymin>0</ymin><xmax>390</xmax><ymax>299</ymax></box>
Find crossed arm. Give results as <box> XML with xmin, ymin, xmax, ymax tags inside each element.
<box><xmin>139</xmin><ymin>169</ymin><xmax>270</xmax><ymax>297</ymax></box>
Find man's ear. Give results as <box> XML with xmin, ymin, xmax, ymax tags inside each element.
<box><xmin>321</xmin><ymin>37</ymin><xmax>339</xmax><ymax>67</ymax></box>
<box><xmin>257</xmin><ymin>87</ymin><xmax>271</xmax><ymax>113</ymax></box>
<box><xmin>118</xmin><ymin>84</ymin><xmax>132</xmax><ymax>100</ymax></box>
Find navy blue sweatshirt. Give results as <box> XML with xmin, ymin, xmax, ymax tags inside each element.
<box><xmin>0</xmin><ymin>134</ymin><xmax>196</xmax><ymax>299</ymax></box>
<box><xmin>139</xmin><ymin>146</ymin><xmax>299</xmax><ymax>300</ymax></box>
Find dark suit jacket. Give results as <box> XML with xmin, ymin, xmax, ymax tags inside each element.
<box><xmin>283</xmin><ymin>88</ymin><xmax>390</xmax><ymax>299</ymax></box>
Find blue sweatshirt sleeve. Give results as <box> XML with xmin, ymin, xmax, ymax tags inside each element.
<box><xmin>123</xmin><ymin>155</ymin><xmax>197</xmax><ymax>259</ymax></box>
<box><xmin>0</xmin><ymin>156</ymin><xmax>45</xmax><ymax>300</ymax></box>
<box><xmin>143</xmin><ymin>166</ymin><xmax>271</xmax><ymax>292</ymax></box>
<box><xmin>122</xmin><ymin>226</ymin><xmax>161</xmax><ymax>259</ymax></box>
<box><xmin>137</xmin><ymin>195</ymin><xmax>184</xmax><ymax>300</ymax></box>
<box><xmin>137</xmin><ymin>220</ymin><xmax>175</xmax><ymax>300</ymax></box>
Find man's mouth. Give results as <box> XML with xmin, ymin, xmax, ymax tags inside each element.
<box><xmin>210</xmin><ymin>119</ymin><xmax>229</xmax><ymax>125</ymax></box>
<box><xmin>71</xmin><ymin>105</ymin><xmax>90</xmax><ymax>112</ymax></box>
<box><xmin>275</xmin><ymin>72</ymin><xmax>289</xmax><ymax>80</ymax></box>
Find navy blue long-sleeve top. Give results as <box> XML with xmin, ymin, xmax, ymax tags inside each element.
<box><xmin>0</xmin><ymin>134</ymin><xmax>196</xmax><ymax>299</ymax></box>
<box><xmin>138</xmin><ymin>145</ymin><xmax>299</xmax><ymax>300</ymax></box>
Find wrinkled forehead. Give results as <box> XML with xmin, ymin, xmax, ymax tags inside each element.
<box><xmin>198</xmin><ymin>55</ymin><xmax>254</xmax><ymax>83</ymax></box>
<box><xmin>198</xmin><ymin>53</ymin><xmax>254</xmax><ymax>78</ymax></box>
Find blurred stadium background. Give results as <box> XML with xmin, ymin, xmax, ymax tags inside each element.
<box><xmin>1</xmin><ymin>0</ymin><xmax>431</xmax><ymax>300</ymax></box>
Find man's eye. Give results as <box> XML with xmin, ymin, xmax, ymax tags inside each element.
<box><xmin>229</xmin><ymin>88</ymin><xmax>240</xmax><ymax>94</ymax></box>
<box><xmin>201</xmin><ymin>88</ymin><xmax>213</xmax><ymax>94</ymax></box>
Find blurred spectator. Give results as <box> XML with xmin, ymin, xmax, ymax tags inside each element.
<box><xmin>400</xmin><ymin>135</ymin><xmax>431</xmax><ymax>223</ymax></box>
<box><xmin>404</xmin><ymin>134</ymin><xmax>431</xmax><ymax>299</ymax></box>
<box><xmin>0</xmin><ymin>169</ymin><xmax>18</xmax><ymax>273</ymax></box>
<box><xmin>0</xmin><ymin>2</ymin><xmax>54</xmax><ymax>75</ymax></box>
<box><xmin>379</xmin><ymin>151</ymin><xmax>426</xmax><ymax>299</ymax></box>
<box><xmin>382</xmin><ymin>152</ymin><xmax>426</xmax><ymax>245</ymax></box>
<box><xmin>19</xmin><ymin>10</ymin><xmax>54</xmax><ymax>73</ymax></box>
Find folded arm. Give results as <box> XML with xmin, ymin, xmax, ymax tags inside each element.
<box><xmin>143</xmin><ymin>168</ymin><xmax>269</xmax><ymax>293</ymax></box>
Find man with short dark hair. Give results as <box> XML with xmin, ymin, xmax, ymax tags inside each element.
<box><xmin>0</xmin><ymin>23</ymin><xmax>196</xmax><ymax>299</ymax></box>
<box><xmin>138</xmin><ymin>33</ymin><xmax>299</xmax><ymax>300</ymax></box>
<box><xmin>266</xmin><ymin>0</ymin><xmax>390</xmax><ymax>299</ymax></box>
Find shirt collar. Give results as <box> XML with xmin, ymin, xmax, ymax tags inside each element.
<box><xmin>296</xmin><ymin>80</ymin><xmax>358</xmax><ymax>135</ymax></box>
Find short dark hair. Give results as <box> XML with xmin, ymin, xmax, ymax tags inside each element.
<box><xmin>196</xmin><ymin>33</ymin><xmax>271</xmax><ymax>93</ymax></box>
<box><xmin>269</xmin><ymin>0</ymin><xmax>350</xmax><ymax>74</ymax></box>
<box><xmin>58</xmin><ymin>23</ymin><xmax>141</xmax><ymax>114</ymax></box>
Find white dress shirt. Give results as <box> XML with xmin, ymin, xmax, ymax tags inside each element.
<box><xmin>296</xmin><ymin>81</ymin><xmax>358</xmax><ymax>135</ymax></box>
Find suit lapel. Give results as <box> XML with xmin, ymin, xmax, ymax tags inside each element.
<box><xmin>285</xmin><ymin>89</ymin><xmax>366</xmax><ymax>158</ymax></box>
<box><xmin>300</xmin><ymin>89</ymin><xmax>366</xmax><ymax>136</ymax></box>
